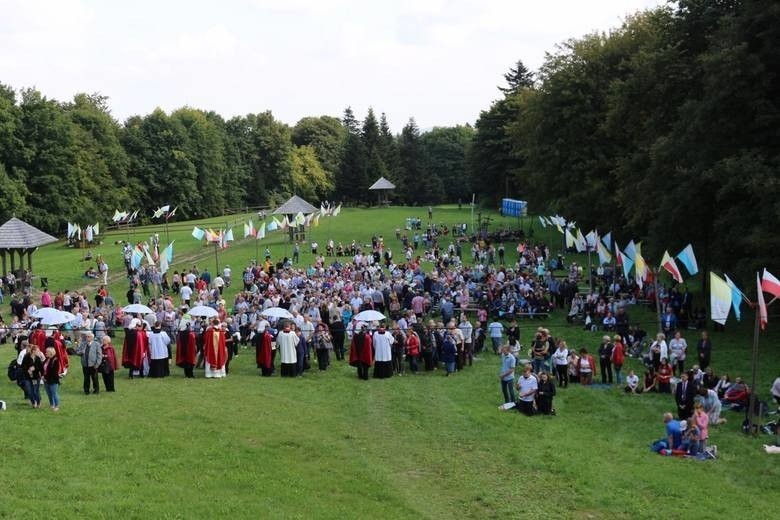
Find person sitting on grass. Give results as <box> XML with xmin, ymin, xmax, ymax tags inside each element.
<box><xmin>84</xmin><ymin>267</ymin><xmax>98</xmax><ymax>279</ymax></box>
<box><xmin>657</xmin><ymin>358</ymin><xmax>673</xmax><ymax>393</ymax></box>
<box><xmin>723</xmin><ymin>377</ymin><xmax>750</xmax><ymax>409</ymax></box>
<box><xmin>715</xmin><ymin>374</ymin><xmax>732</xmax><ymax>399</ymax></box>
<box><xmin>643</xmin><ymin>368</ymin><xmax>658</xmax><ymax>393</ymax></box>
<box><xmin>625</xmin><ymin>369</ymin><xmax>640</xmax><ymax>394</ymax></box>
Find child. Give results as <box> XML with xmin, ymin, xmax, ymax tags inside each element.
<box><xmin>536</xmin><ymin>372</ymin><xmax>556</xmax><ymax>415</ymax></box>
<box><xmin>693</xmin><ymin>401</ymin><xmax>709</xmax><ymax>454</ymax></box>
<box><xmin>625</xmin><ymin>369</ymin><xmax>640</xmax><ymax>394</ymax></box>
<box><xmin>442</xmin><ymin>333</ymin><xmax>457</xmax><ymax>376</ymax></box>
<box><xmin>681</xmin><ymin>420</ymin><xmax>701</xmax><ymax>456</ymax></box>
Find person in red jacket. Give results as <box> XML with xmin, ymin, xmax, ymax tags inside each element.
<box><xmin>176</xmin><ymin>320</ymin><xmax>197</xmax><ymax>378</ymax></box>
<box><xmin>29</xmin><ymin>324</ymin><xmax>47</xmax><ymax>349</ymax></box>
<box><xmin>611</xmin><ymin>334</ymin><xmax>626</xmax><ymax>385</ymax></box>
<box><xmin>100</xmin><ymin>336</ymin><xmax>118</xmax><ymax>392</ymax></box>
<box><xmin>577</xmin><ymin>348</ymin><xmax>597</xmax><ymax>385</ymax></box>
<box><xmin>406</xmin><ymin>325</ymin><xmax>421</xmax><ymax>374</ymax></box>
<box><xmin>657</xmin><ymin>358</ymin><xmax>673</xmax><ymax>393</ymax></box>
<box><xmin>349</xmin><ymin>325</ymin><xmax>373</xmax><ymax>380</ymax></box>
<box><xmin>255</xmin><ymin>329</ymin><xmax>274</xmax><ymax>377</ymax></box>
<box><xmin>45</xmin><ymin>330</ymin><xmax>69</xmax><ymax>376</ymax></box>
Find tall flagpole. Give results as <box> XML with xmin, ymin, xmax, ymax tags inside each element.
<box><xmin>747</xmin><ymin>303</ymin><xmax>761</xmax><ymax>435</ymax></box>
<box><xmin>653</xmin><ymin>267</ymin><xmax>662</xmax><ymax>334</ymax></box>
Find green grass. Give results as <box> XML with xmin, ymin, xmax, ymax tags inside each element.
<box><xmin>2</xmin><ymin>206</ymin><xmax>779</xmax><ymax>518</ymax></box>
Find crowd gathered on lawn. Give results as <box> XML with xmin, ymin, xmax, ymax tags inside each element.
<box><xmin>2</xmin><ymin>217</ymin><xmax>778</xmax><ymax>459</ymax></box>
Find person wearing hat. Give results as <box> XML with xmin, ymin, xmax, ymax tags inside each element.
<box><xmin>148</xmin><ymin>322</ymin><xmax>172</xmax><ymax>378</ymax></box>
<box><xmin>277</xmin><ymin>322</ymin><xmax>300</xmax><ymax>377</ymax></box>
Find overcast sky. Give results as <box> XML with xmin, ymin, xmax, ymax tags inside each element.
<box><xmin>1</xmin><ymin>0</ymin><xmax>665</xmax><ymax>131</ymax></box>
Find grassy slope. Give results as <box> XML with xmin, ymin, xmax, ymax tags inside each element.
<box><xmin>1</xmin><ymin>206</ymin><xmax>779</xmax><ymax>519</ymax></box>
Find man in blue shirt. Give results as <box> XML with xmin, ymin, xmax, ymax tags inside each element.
<box><xmin>664</xmin><ymin>412</ymin><xmax>683</xmax><ymax>449</ymax></box>
<box><xmin>499</xmin><ymin>345</ymin><xmax>516</xmax><ymax>404</ymax></box>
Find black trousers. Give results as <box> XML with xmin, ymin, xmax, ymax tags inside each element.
<box><xmin>101</xmin><ymin>371</ymin><xmax>115</xmax><ymax>391</ymax></box>
<box><xmin>182</xmin><ymin>364</ymin><xmax>194</xmax><ymax>378</ymax></box>
<box><xmin>316</xmin><ymin>349</ymin><xmax>329</xmax><ymax>371</ymax></box>
<box><xmin>357</xmin><ymin>363</ymin><xmax>369</xmax><ymax>380</ymax></box>
<box><xmin>600</xmin><ymin>360</ymin><xmax>613</xmax><ymax>384</ymax></box>
<box><xmin>83</xmin><ymin>367</ymin><xmax>99</xmax><ymax>394</ymax></box>
<box><xmin>555</xmin><ymin>364</ymin><xmax>568</xmax><ymax>388</ymax></box>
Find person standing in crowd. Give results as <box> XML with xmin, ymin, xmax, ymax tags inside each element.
<box><xmin>697</xmin><ymin>331</ymin><xmax>712</xmax><ymax>370</ymax></box>
<box><xmin>515</xmin><ymin>366</ymin><xmax>538</xmax><ymax>416</ymax></box>
<box><xmin>100</xmin><ymin>336</ymin><xmax>118</xmax><ymax>392</ymax></box>
<box><xmin>329</xmin><ymin>315</ymin><xmax>346</xmax><ymax>361</ymax></box>
<box><xmin>21</xmin><ymin>342</ymin><xmax>44</xmax><ymax>408</ymax></box>
<box><xmin>405</xmin><ymin>325</ymin><xmax>421</xmax><ymax>374</ymax></box>
<box><xmin>675</xmin><ymin>372</ymin><xmax>695</xmax><ymax>419</ymax></box>
<box><xmin>669</xmin><ymin>331</ymin><xmax>688</xmax><ymax>376</ymax></box>
<box><xmin>499</xmin><ymin>344</ymin><xmax>517</xmax><ymax>404</ymax></box>
<box><xmin>123</xmin><ymin>319</ymin><xmax>149</xmax><ymax>379</ymax></box>
<box><xmin>76</xmin><ymin>332</ymin><xmax>102</xmax><ymax>394</ymax></box>
<box><xmin>349</xmin><ymin>324</ymin><xmax>373</xmax><ymax>380</ymax></box>
<box><xmin>487</xmin><ymin>319</ymin><xmax>504</xmax><ymax>354</ymax></box>
<box><xmin>372</xmin><ymin>324</ymin><xmax>395</xmax><ymax>379</ymax></box>
<box><xmin>148</xmin><ymin>323</ymin><xmax>172</xmax><ymax>378</ymax></box>
<box><xmin>657</xmin><ymin>358</ymin><xmax>673</xmax><ymax>393</ymax></box>
<box><xmin>313</xmin><ymin>323</ymin><xmax>333</xmax><ymax>371</ymax></box>
<box><xmin>458</xmin><ymin>315</ymin><xmax>474</xmax><ymax>367</ymax></box>
<box><xmin>577</xmin><ymin>348</ymin><xmax>596</xmax><ymax>385</ymax></box>
<box><xmin>277</xmin><ymin>322</ymin><xmax>300</xmax><ymax>378</ymax></box>
<box><xmin>536</xmin><ymin>372</ymin><xmax>556</xmax><ymax>415</ymax></box>
<box><xmin>255</xmin><ymin>327</ymin><xmax>274</xmax><ymax>377</ymax></box>
<box><xmin>551</xmin><ymin>340</ymin><xmax>569</xmax><ymax>388</ymax></box>
<box><xmin>42</xmin><ymin>346</ymin><xmax>60</xmax><ymax>411</ymax></box>
<box><xmin>598</xmin><ymin>335</ymin><xmax>613</xmax><ymax>385</ymax></box>
<box><xmin>611</xmin><ymin>334</ymin><xmax>625</xmax><ymax>385</ymax></box>
<box><xmin>390</xmin><ymin>322</ymin><xmax>405</xmax><ymax>376</ymax></box>
<box><xmin>176</xmin><ymin>319</ymin><xmax>197</xmax><ymax>378</ymax></box>
<box><xmin>203</xmin><ymin>318</ymin><xmax>228</xmax><ymax>379</ymax></box>
<box><xmin>442</xmin><ymin>330</ymin><xmax>457</xmax><ymax>376</ymax></box>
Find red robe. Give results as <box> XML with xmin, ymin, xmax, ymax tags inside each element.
<box><xmin>349</xmin><ymin>332</ymin><xmax>373</xmax><ymax>367</ymax></box>
<box><xmin>255</xmin><ymin>330</ymin><xmax>273</xmax><ymax>369</ymax></box>
<box><xmin>122</xmin><ymin>328</ymin><xmax>149</xmax><ymax>369</ymax></box>
<box><xmin>203</xmin><ymin>327</ymin><xmax>227</xmax><ymax>370</ymax></box>
<box><xmin>30</xmin><ymin>329</ymin><xmax>47</xmax><ymax>349</ymax></box>
<box><xmin>176</xmin><ymin>330</ymin><xmax>197</xmax><ymax>367</ymax></box>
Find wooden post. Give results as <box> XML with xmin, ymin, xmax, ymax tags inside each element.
<box><xmin>1</xmin><ymin>250</ymin><xmax>6</xmax><ymax>277</ymax></box>
<box><xmin>654</xmin><ymin>267</ymin><xmax>663</xmax><ymax>334</ymax></box>
<box><xmin>747</xmin><ymin>306</ymin><xmax>761</xmax><ymax>435</ymax></box>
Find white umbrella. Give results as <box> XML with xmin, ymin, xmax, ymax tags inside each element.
<box><xmin>188</xmin><ymin>305</ymin><xmax>219</xmax><ymax>318</ymax></box>
<box><xmin>354</xmin><ymin>310</ymin><xmax>386</xmax><ymax>322</ymax></box>
<box><xmin>31</xmin><ymin>308</ymin><xmax>77</xmax><ymax>326</ymax></box>
<box><xmin>261</xmin><ymin>307</ymin><xmax>293</xmax><ymax>319</ymax></box>
<box><xmin>124</xmin><ymin>304</ymin><xmax>154</xmax><ymax>315</ymax></box>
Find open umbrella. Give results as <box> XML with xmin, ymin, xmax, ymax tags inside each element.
<box><xmin>124</xmin><ymin>304</ymin><xmax>154</xmax><ymax>315</ymax></box>
<box><xmin>354</xmin><ymin>309</ymin><xmax>386</xmax><ymax>322</ymax></box>
<box><xmin>188</xmin><ymin>305</ymin><xmax>219</xmax><ymax>318</ymax></box>
<box><xmin>261</xmin><ymin>307</ymin><xmax>293</xmax><ymax>319</ymax></box>
<box><xmin>31</xmin><ymin>308</ymin><xmax>76</xmax><ymax>326</ymax></box>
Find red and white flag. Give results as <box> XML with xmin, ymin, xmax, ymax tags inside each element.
<box><xmin>761</xmin><ymin>269</ymin><xmax>780</xmax><ymax>299</ymax></box>
<box><xmin>757</xmin><ymin>273</ymin><xmax>768</xmax><ymax>330</ymax></box>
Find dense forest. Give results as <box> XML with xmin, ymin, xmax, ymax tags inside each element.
<box><xmin>0</xmin><ymin>0</ymin><xmax>777</xmax><ymax>284</ymax></box>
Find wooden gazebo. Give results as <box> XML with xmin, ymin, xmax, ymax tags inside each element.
<box><xmin>0</xmin><ymin>217</ymin><xmax>58</xmax><ymax>283</ymax></box>
<box><xmin>369</xmin><ymin>176</ymin><xmax>395</xmax><ymax>206</ymax></box>
<box><xmin>272</xmin><ymin>195</ymin><xmax>318</xmax><ymax>242</ymax></box>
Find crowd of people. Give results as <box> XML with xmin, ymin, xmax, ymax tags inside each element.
<box><xmin>2</xmin><ymin>220</ymin><xmax>777</xmax><ymax>455</ymax></box>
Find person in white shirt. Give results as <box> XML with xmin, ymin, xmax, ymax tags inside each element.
<box><xmin>179</xmin><ymin>285</ymin><xmax>193</xmax><ymax>306</ymax></box>
<box><xmin>515</xmin><ymin>366</ymin><xmax>538</xmax><ymax>416</ymax></box>
<box><xmin>147</xmin><ymin>324</ymin><xmax>172</xmax><ymax>378</ymax></box>
<box><xmin>277</xmin><ymin>322</ymin><xmax>300</xmax><ymax>378</ymax></box>
<box><xmin>458</xmin><ymin>315</ymin><xmax>474</xmax><ymax>366</ymax></box>
<box><xmin>625</xmin><ymin>370</ymin><xmax>640</xmax><ymax>394</ymax></box>
<box><xmin>551</xmin><ymin>340</ymin><xmax>570</xmax><ymax>388</ymax></box>
<box><xmin>212</xmin><ymin>275</ymin><xmax>225</xmax><ymax>294</ymax></box>
<box><xmin>372</xmin><ymin>325</ymin><xmax>395</xmax><ymax>379</ymax></box>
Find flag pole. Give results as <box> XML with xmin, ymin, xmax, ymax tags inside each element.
<box><xmin>587</xmin><ymin>245</ymin><xmax>593</xmax><ymax>294</ymax></box>
<box><xmin>747</xmin><ymin>302</ymin><xmax>761</xmax><ymax>435</ymax></box>
<box><xmin>654</xmin><ymin>267</ymin><xmax>663</xmax><ymax>334</ymax></box>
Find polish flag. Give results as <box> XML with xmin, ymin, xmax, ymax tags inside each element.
<box><xmin>761</xmin><ymin>269</ymin><xmax>780</xmax><ymax>299</ymax></box>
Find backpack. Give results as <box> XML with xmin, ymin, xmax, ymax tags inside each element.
<box><xmin>7</xmin><ymin>359</ymin><xmax>19</xmax><ymax>381</ymax></box>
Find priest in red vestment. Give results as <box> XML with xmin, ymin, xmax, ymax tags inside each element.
<box><xmin>255</xmin><ymin>329</ymin><xmax>274</xmax><ymax>377</ymax></box>
<box><xmin>176</xmin><ymin>321</ymin><xmax>197</xmax><ymax>378</ymax></box>
<box><xmin>349</xmin><ymin>326</ymin><xmax>373</xmax><ymax>380</ymax></box>
<box><xmin>203</xmin><ymin>319</ymin><xmax>227</xmax><ymax>378</ymax></box>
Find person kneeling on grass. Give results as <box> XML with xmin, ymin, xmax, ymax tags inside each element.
<box><xmin>536</xmin><ymin>372</ymin><xmax>556</xmax><ymax>415</ymax></box>
<box><xmin>515</xmin><ymin>366</ymin><xmax>538</xmax><ymax>416</ymax></box>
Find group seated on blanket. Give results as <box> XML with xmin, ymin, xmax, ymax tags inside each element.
<box><xmin>650</xmin><ymin>412</ymin><xmax>717</xmax><ymax>460</ymax></box>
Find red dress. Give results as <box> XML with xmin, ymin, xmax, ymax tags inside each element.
<box><xmin>255</xmin><ymin>330</ymin><xmax>273</xmax><ymax>370</ymax></box>
<box><xmin>175</xmin><ymin>330</ymin><xmax>197</xmax><ymax>367</ymax></box>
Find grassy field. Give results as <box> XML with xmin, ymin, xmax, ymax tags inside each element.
<box><xmin>1</xmin><ymin>206</ymin><xmax>779</xmax><ymax>519</ymax></box>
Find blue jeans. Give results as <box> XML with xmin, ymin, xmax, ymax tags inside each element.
<box><xmin>445</xmin><ymin>362</ymin><xmax>456</xmax><ymax>374</ymax></box>
<box><xmin>23</xmin><ymin>379</ymin><xmax>41</xmax><ymax>405</ymax></box>
<box><xmin>532</xmin><ymin>358</ymin><xmax>545</xmax><ymax>374</ymax></box>
<box><xmin>614</xmin><ymin>365</ymin><xmax>623</xmax><ymax>385</ymax></box>
<box><xmin>44</xmin><ymin>383</ymin><xmax>60</xmax><ymax>407</ymax></box>
<box><xmin>490</xmin><ymin>338</ymin><xmax>502</xmax><ymax>353</ymax></box>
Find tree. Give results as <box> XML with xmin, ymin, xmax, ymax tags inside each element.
<box><xmin>421</xmin><ymin>125</ymin><xmax>474</xmax><ymax>203</ymax></box>
<box><xmin>399</xmin><ymin>118</ymin><xmax>442</xmax><ymax>204</ymax></box>
<box><xmin>336</xmin><ymin>107</ymin><xmax>368</xmax><ymax>203</ymax></box>
<box><xmin>498</xmin><ymin>59</ymin><xmax>534</xmax><ymax>95</ymax></box>
<box><xmin>292</xmin><ymin>115</ymin><xmax>345</xmax><ymax>195</ymax></box>
<box><xmin>378</xmin><ymin>112</ymin><xmax>401</xmax><ymax>186</ymax></box>
<box><xmin>290</xmin><ymin>145</ymin><xmax>332</xmax><ymax>201</ymax></box>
